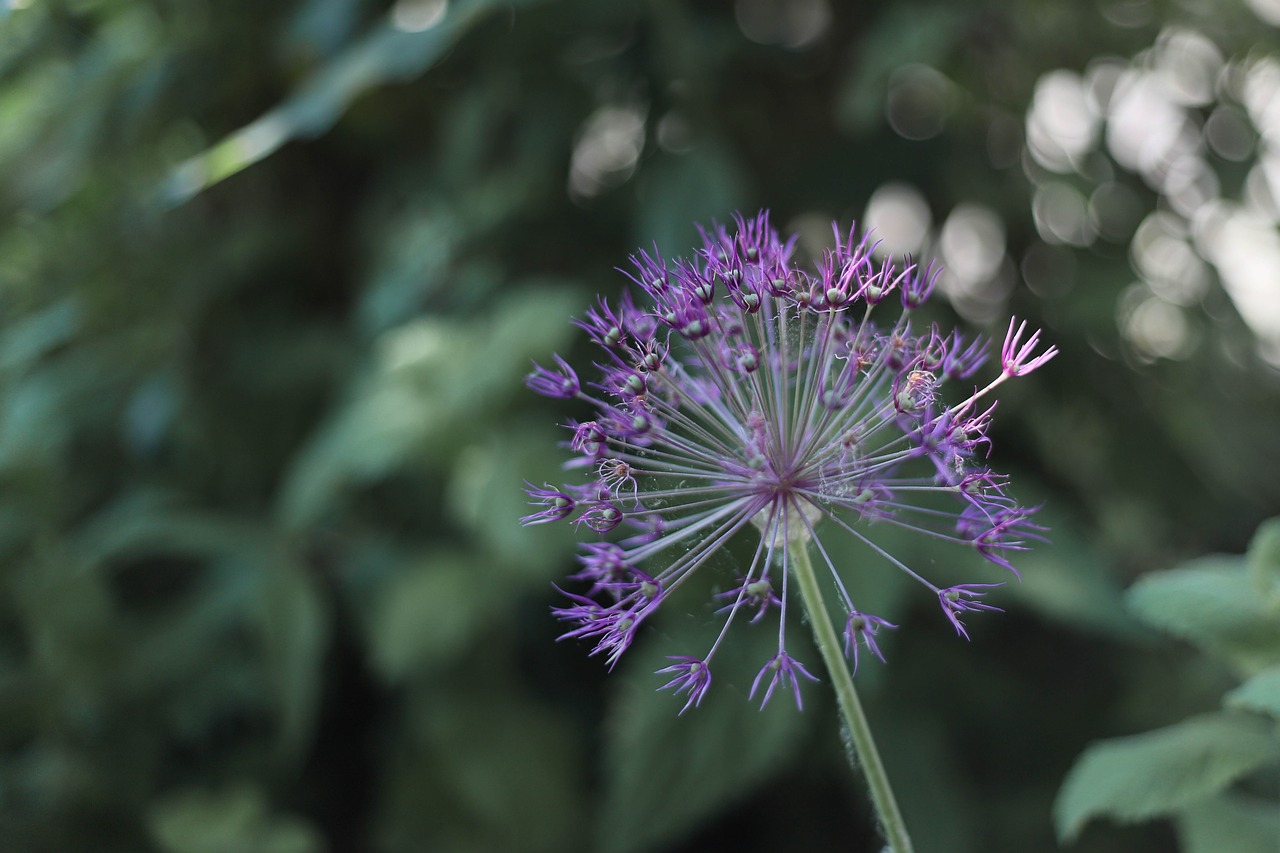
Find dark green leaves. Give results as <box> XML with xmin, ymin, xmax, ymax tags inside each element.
<box><xmin>148</xmin><ymin>786</ymin><xmax>324</xmax><ymax>853</ymax></box>
<box><xmin>9</xmin><ymin>0</ymin><xmax>1280</xmax><ymax>850</ymax></box>
<box><xmin>597</xmin><ymin>619</ymin><xmax>813</xmax><ymax>853</ymax></box>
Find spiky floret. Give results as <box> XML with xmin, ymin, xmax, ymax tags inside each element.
<box><xmin>525</xmin><ymin>211</ymin><xmax>1057</xmax><ymax>711</ymax></box>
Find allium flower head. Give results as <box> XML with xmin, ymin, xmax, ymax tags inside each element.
<box><xmin>524</xmin><ymin>211</ymin><xmax>1056</xmax><ymax>711</ymax></box>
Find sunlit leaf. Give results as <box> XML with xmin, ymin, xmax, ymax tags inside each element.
<box><xmin>163</xmin><ymin>0</ymin><xmax>515</xmax><ymax>202</ymax></box>
<box><xmin>1054</xmin><ymin>712</ymin><xmax>1280</xmax><ymax>842</ymax></box>
<box><xmin>1247</xmin><ymin>516</ymin><xmax>1280</xmax><ymax>601</ymax></box>
<box><xmin>1224</xmin><ymin>666</ymin><xmax>1280</xmax><ymax>718</ymax></box>
<box><xmin>1175</xmin><ymin>794</ymin><xmax>1280</xmax><ymax>853</ymax></box>
<box><xmin>1127</xmin><ymin>558</ymin><xmax>1280</xmax><ymax>674</ymax></box>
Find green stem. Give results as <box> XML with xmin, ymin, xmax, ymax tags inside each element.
<box><xmin>791</xmin><ymin>541</ymin><xmax>914</xmax><ymax>853</ymax></box>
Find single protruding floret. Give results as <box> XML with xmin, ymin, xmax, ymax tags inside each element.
<box><xmin>1000</xmin><ymin>317</ymin><xmax>1060</xmax><ymax>377</ymax></box>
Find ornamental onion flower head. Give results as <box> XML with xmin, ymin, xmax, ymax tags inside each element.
<box><xmin>523</xmin><ymin>211</ymin><xmax>1056</xmax><ymax>712</ymax></box>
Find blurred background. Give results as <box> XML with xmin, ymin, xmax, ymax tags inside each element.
<box><xmin>1</xmin><ymin>0</ymin><xmax>1279</xmax><ymax>850</ymax></box>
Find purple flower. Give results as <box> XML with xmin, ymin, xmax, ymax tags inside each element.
<box><xmin>751</xmin><ymin>651</ymin><xmax>819</xmax><ymax>710</ymax></box>
<box><xmin>901</xmin><ymin>258</ymin><xmax>942</xmax><ymax>310</ymax></box>
<box><xmin>715</xmin><ymin>575</ymin><xmax>782</xmax><ymax>623</ymax></box>
<box><xmin>578</xmin><ymin>499</ymin><xmax>625</xmax><ymax>533</ymax></box>
<box><xmin>525</xmin><ymin>210</ymin><xmax>1055</xmax><ymax>711</ymax></box>
<box><xmin>570</xmin><ymin>542</ymin><xmax>632</xmax><ymax>592</ymax></box>
<box><xmin>937</xmin><ymin>584</ymin><xmax>1005</xmax><ymax>640</ymax></box>
<box><xmin>943</xmin><ymin>329</ymin><xmax>989</xmax><ymax>379</ymax></box>
<box><xmin>524</xmin><ymin>354</ymin><xmax>580</xmax><ymax>398</ymax></box>
<box><xmin>843</xmin><ymin>611</ymin><xmax>897</xmax><ymax>674</ymax></box>
<box><xmin>657</xmin><ymin>656</ymin><xmax>713</xmax><ymax>714</ymax></box>
<box><xmin>552</xmin><ymin>588</ymin><xmax>658</xmax><ymax>669</ymax></box>
<box><xmin>520</xmin><ymin>483</ymin><xmax>575</xmax><ymax>525</ymax></box>
<box><xmin>1000</xmin><ymin>317</ymin><xmax>1059</xmax><ymax>376</ymax></box>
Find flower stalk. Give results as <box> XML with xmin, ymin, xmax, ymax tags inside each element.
<box><xmin>790</xmin><ymin>539</ymin><xmax>914</xmax><ymax>853</ymax></box>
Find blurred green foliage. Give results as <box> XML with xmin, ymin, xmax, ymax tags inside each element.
<box><xmin>1</xmin><ymin>0</ymin><xmax>1278</xmax><ymax>851</ymax></box>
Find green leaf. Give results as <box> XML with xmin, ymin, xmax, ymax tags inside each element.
<box><xmin>380</xmin><ymin>673</ymin><xmax>587</xmax><ymax>853</ymax></box>
<box><xmin>447</xmin><ymin>419</ymin><xmax>578</xmax><ymax>577</ymax></box>
<box><xmin>1175</xmin><ymin>794</ymin><xmax>1280</xmax><ymax>853</ymax></box>
<box><xmin>597</xmin><ymin>612</ymin><xmax>812</xmax><ymax>853</ymax></box>
<box><xmin>66</xmin><ymin>500</ymin><xmax>329</xmax><ymax>760</ymax></box>
<box><xmin>256</xmin><ymin>553</ymin><xmax>330</xmax><ymax>762</ymax></box>
<box><xmin>1247</xmin><ymin>517</ymin><xmax>1280</xmax><ymax>601</ymax></box>
<box><xmin>0</xmin><ymin>297</ymin><xmax>81</xmax><ymax>374</ymax></box>
<box><xmin>367</xmin><ymin>550</ymin><xmax>507</xmax><ymax>682</ymax></box>
<box><xmin>1054</xmin><ymin>712</ymin><xmax>1280</xmax><ymax>842</ymax></box>
<box><xmin>1224</xmin><ymin>666</ymin><xmax>1280</xmax><ymax>718</ymax></box>
<box><xmin>278</xmin><ymin>286</ymin><xmax>580</xmax><ymax>526</ymax></box>
<box><xmin>162</xmin><ymin>0</ymin><xmax>504</xmax><ymax>202</ymax></box>
<box><xmin>148</xmin><ymin>786</ymin><xmax>324</xmax><ymax>853</ymax></box>
<box><xmin>874</xmin><ymin>712</ymin><xmax>976</xmax><ymax>853</ymax></box>
<box><xmin>1127</xmin><ymin>559</ymin><xmax>1280</xmax><ymax>674</ymax></box>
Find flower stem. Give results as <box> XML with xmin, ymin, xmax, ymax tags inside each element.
<box><xmin>791</xmin><ymin>542</ymin><xmax>914</xmax><ymax>853</ymax></box>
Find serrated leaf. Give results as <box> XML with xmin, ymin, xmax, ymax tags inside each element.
<box><xmin>1127</xmin><ymin>559</ymin><xmax>1280</xmax><ymax>674</ymax></box>
<box><xmin>1175</xmin><ymin>794</ymin><xmax>1280</xmax><ymax>853</ymax></box>
<box><xmin>1247</xmin><ymin>517</ymin><xmax>1280</xmax><ymax>601</ymax></box>
<box><xmin>597</xmin><ymin>615</ymin><xmax>812</xmax><ymax>853</ymax></box>
<box><xmin>1225</xmin><ymin>666</ymin><xmax>1280</xmax><ymax>718</ymax></box>
<box><xmin>1054</xmin><ymin>712</ymin><xmax>1280</xmax><ymax>842</ymax></box>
